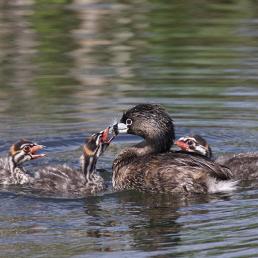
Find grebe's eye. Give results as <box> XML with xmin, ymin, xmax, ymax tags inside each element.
<box><xmin>187</xmin><ymin>140</ymin><xmax>193</xmax><ymax>146</ymax></box>
<box><xmin>23</xmin><ymin>145</ymin><xmax>30</xmax><ymax>153</ymax></box>
<box><xmin>126</xmin><ymin>119</ymin><xmax>133</xmax><ymax>126</ymax></box>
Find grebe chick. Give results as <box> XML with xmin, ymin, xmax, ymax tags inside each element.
<box><xmin>30</xmin><ymin>127</ymin><xmax>114</xmax><ymax>196</ymax></box>
<box><xmin>216</xmin><ymin>153</ymin><xmax>258</xmax><ymax>180</ymax></box>
<box><xmin>176</xmin><ymin>135</ymin><xmax>212</xmax><ymax>159</ymax></box>
<box><xmin>176</xmin><ymin>135</ymin><xmax>258</xmax><ymax>181</ymax></box>
<box><xmin>112</xmin><ymin>104</ymin><xmax>236</xmax><ymax>195</ymax></box>
<box><xmin>0</xmin><ymin>140</ymin><xmax>45</xmax><ymax>185</ymax></box>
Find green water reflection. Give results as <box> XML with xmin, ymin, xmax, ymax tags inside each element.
<box><xmin>0</xmin><ymin>0</ymin><xmax>258</xmax><ymax>129</ymax></box>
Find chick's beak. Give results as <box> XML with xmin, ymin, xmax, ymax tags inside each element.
<box><xmin>102</xmin><ymin>127</ymin><xmax>115</xmax><ymax>144</ymax></box>
<box><xmin>175</xmin><ymin>140</ymin><xmax>189</xmax><ymax>151</ymax></box>
<box><xmin>30</xmin><ymin>144</ymin><xmax>46</xmax><ymax>159</ymax></box>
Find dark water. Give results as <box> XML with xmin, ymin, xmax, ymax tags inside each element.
<box><xmin>1</xmin><ymin>0</ymin><xmax>258</xmax><ymax>257</ymax></box>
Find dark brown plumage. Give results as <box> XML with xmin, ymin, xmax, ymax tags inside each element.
<box><xmin>112</xmin><ymin>104</ymin><xmax>236</xmax><ymax>195</ymax></box>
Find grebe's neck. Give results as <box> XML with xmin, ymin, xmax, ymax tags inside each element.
<box><xmin>112</xmin><ymin>132</ymin><xmax>174</xmax><ymax>180</ymax></box>
<box><xmin>81</xmin><ymin>154</ymin><xmax>98</xmax><ymax>182</ymax></box>
<box><xmin>7</xmin><ymin>155</ymin><xmax>32</xmax><ymax>184</ymax></box>
<box><xmin>8</xmin><ymin>155</ymin><xmax>18</xmax><ymax>175</ymax></box>
<box><xmin>113</xmin><ymin>141</ymin><xmax>156</xmax><ymax>173</ymax></box>
<box><xmin>134</xmin><ymin>126</ymin><xmax>174</xmax><ymax>155</ymax></box>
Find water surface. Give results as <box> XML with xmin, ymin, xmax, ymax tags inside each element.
<box><xmin>0</xmin><ymin>0</ymin><xmax>258</xmax><ymax>257</ymax></box>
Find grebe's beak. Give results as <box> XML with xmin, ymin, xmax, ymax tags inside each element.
<box><xmin>101</xmin><ymin>126</ymin><xmax>115</xmax><ymax>144</ymax></box>
<box><xmin>175</xmin><ymin>139</ymin><xmax>189</xmax><ymax>151</ymax></box>
<box><xmin>112</xmin><ymin>123</ymin><xmax>128</xmax><ymax>135</ymax></box>
<box><xmin>30</xmin><ymin>144</ymin><xmax>46</xmax><ymax>159</ymax></box>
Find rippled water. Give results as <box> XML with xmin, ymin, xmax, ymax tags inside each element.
<box><xmin>1</xmin><ymin>0</ymin><xmax>258</xmax><ymax>257</ymax></box>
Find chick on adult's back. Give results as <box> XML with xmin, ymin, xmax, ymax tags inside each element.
<box><xmin>176</xmin><ymin>134</ymin><xmax>258</xmax><ymax>181</ymax></box>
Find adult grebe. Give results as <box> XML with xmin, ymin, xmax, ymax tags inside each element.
<box><xmin>112</xmin><ymin>104</ymin><xmax>236</xmax><ymax>195</ymax></box>
<box><xmin>0</xmin><ymin>140</ymin><xmax>45</xmax><ymax>185</ymax></box>
<box><xmin>30</xmin><ymin>127</ymin><xmax>113</xmax><ymax>196</ymax></box>
<box><xmin>176</xmin><ymin>134</ymin><xmax>258</xmax><ymax>181</ymax></box>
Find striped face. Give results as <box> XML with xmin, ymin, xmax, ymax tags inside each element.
<box><xmin>9</xmin><ymin>140</ymin><xmax>46</xmax><ymax>165</ymax></box>
<box><xmin>175</xmin><ymin>135</ymin><xmax>212</xmax><ymax>158</ymax></box>
<box><xmin>81</xmin><ymin>127</ymin><xmax>115</xmax><ymax>178</ymax></box>
<box><xmin>83</xmin><ymin>127</ymin><xmax>114</xmax><ymax>158</ymax></box>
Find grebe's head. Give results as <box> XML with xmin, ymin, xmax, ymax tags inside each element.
<box><xmin>8</xmin><ymin>140</ymin><xmax>46</xmax><ymax>172</ymax></box>
<box><xmin>112</xmin><ymin>104</ymin><xmax>175</xmax><ymax>152</ymax></box>
<box><xmin>82</xmin><ymin>127</ymin><xmax>115</xmax><ymax>178</ymax></box>
<box><xmin>83</xmin><ymin>127</ymin><xmax>114</xmax><ymax>159</ymax></box>
<box><xmin>9</xmin><ymin>140</ymin><xmax>46</xmax><ymax>165</ymax></box>
<box><xmin>175</xmin><ymin>135</ymin><xmax>212</xmax><ymax>159</ymax></box>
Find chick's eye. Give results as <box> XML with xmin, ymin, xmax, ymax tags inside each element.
<box><xmin>187</xmin><ymin>140</ymin><xmax>193</xmax><ymax>146</ymax></box>
<box><xmin>23</xmin><ymin>146</ymin><xmax>30</xmax><ymax>152</ymax></box>
<box><xmin>126</xmin><ymin>119</ymin><xmax>133</xmax><ymax>126</ymax></box>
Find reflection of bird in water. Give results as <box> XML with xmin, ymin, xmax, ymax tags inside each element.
<box><xmin>30</xmin><ymin>128</ymin><xmax>114</xmax><ymax>196</ymax></box>
<box><xmin>112</xmin><ymin>104</ymin><xmax>236</xmax><ymax>195</ymax></box>
<box><xmin>115</xmin><ymin>191</ymin><xmax>207</xmax><ymax>252</ymax></box>
<box><xmin>117</xmin><ymin>191</ymin><xmax>232</xmax><ymax>253</ymax></box>
<box><xmin>0</xmin><ymin>140</ymin><xmax>45</xmax><ymax>185</ymax></box>
<box><xmin>176</xmin><ymin>134</ymin><xmax>258</xmax><ymax>181</ymax></box>
<box><xmin>121</xmin><ymin>191</ymin><xmax>182</xmax><ymax>251</ymax></box>
<box><xmin>81</xmin><ymin>187</ymin><xmax>233</xmax><ymax>254</ymax></box>
<box><xmin>81</xmin><ymin>190</ymin><xmax>183</xmax><ymax>252</ymax></box>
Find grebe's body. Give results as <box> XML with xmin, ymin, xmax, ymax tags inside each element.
<box><xmin>216</xmin><ymin>153</ymin><xmax>258</xmax><ymax>180</ymax></box>
<box><xmin>31</xmin><ymin>164</ymin><xmax>105</xmax><ymax>196</ymax></box>
<box><xmin>29</xmin><ymin>128</ymin><xmax>112</xmax><ymax>196</ymax></box>
<box><xmin>112</xmin><ymin>104</ymin><xmax>236</xmax><ymax>195</ymax></box>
